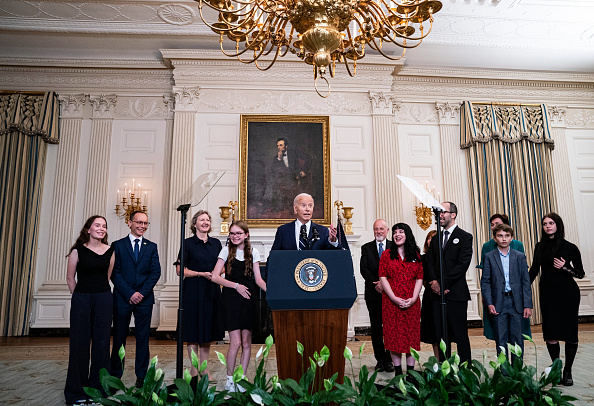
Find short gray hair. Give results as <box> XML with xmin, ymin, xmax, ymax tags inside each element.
<box><xmin>293</xmin><ymin>193</ymin><xmax>313</xmax><ymax>206</ymax></box>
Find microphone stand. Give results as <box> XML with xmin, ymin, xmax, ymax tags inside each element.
<box><xmin>176</xmin><ymin>204</ymin><xmax>190</xmax><ymax>379</ymax></box>
<box><xmin>432</xmin><ymin>206</ymin><xmax>450</xmax><ymax>359</ymax></box>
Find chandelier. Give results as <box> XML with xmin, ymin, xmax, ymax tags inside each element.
<box><xmin>196</xmin><ymin>0</ymin><xmax>442</xmax><ymax>97</ymax></box>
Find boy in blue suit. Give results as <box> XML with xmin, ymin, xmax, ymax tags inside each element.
<box><xmin>110</xmin><ymin>211</ymin><xmax>161</xmax><ymax>388</ymax></box>
<box><xmin>481</xmin><ymin>224</ymin><xmax>532</xmax><ymax>362</ymax></box>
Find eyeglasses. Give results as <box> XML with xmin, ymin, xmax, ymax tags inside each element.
<box><xmin>229</xmin><ymin>232</ymin><xmax>245</xmax><ymax>236</ymax></box>
<box><xmin>441</xmin><ymin>211</ymin><xmax>453</xmax><ymax>214</ymax></box>
<box><xmin>132</xmin><ymin>221</ymin><xmax>150</xmax><ymax>226</ymax></box>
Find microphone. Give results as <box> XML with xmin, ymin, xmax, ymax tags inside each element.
<box><xmin>300</xmin><ymin>224</ymin><xmax>309</xmax><ymax>250</ymax></box>
<box><xmin>311</xmin><ymin>226</ymin><xmax>319</xmax><ymax>242</ymax></box>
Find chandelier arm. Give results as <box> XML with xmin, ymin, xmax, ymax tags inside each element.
<box><xmin>369</xmin><ymin>41</ymin><xmax>407</xmax><ymax>60</ymax></box>
<box><xmin>342</xmin><ymin>57</ymin><xmax>357</xmax><ymax>77</ymax></box>
<box><xmin>253</xmin><ymin>46</ymin><xmax>282</xmax><ymax>71</ymax></box>
<box><xmin>389</xmin><ymin>18</ymin><xmax>435</xmax><ymax>42</ymax></box>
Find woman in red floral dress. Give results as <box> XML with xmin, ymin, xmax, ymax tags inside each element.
<box><xmin>379</xmin><ymin>223</ymin><xmax>423</xmax><ymax>378</ymax></box>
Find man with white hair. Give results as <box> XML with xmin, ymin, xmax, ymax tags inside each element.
<box><xmin>270</xmin><ymin>193</ymin><xmax>340</xmax><ymax>251</ymax></box>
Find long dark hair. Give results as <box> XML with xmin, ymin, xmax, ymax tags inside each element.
<box><xmin>389</xmin><ymin>223</ymin><xmax>420</xmax><ymax>262</ymax></box>
<box><xmin>226</xmin><ymin>220</ymin><xmax>253</xmax><ymax>277</ymax></box>
<box><xmin>535</xmin><ymin>212</ymin><xmax>565</xmax><ymax>263</ymax></box>
<box><xmin>423</xmin><ymin>230</ymin><xmax>437</xmax><ymax>254</ymax></box>
<box><xmin>68</xmin><ymin>215</ymin><xmax>108</xmax><ymax>255</ymax></box>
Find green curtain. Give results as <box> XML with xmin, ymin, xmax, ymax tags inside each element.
<box><xmin>461</xmin><ymin>101</ymin><xmax>556</xmax><ymax>324</ymax></box>
<box><xmin>0</xmin><ymin>91</ymin><xmax>59</xmax><ymax>336</ymax></box>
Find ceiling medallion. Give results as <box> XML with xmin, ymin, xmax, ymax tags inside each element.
<box><xmin>158</xmin><ymin>4</ymin><xmax>196</xmax><ymax>25</ymax></box>
<box><xmin>196</xmin><ymin>0</ymin><xmax>442</xmax><ymax>97</ymax></box>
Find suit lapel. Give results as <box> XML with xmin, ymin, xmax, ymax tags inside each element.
<box><xmin>494</xmin><ymin>250</ymin><xmax>505</xmax><ymax>278</ymax></box>
<box><xmin>292</xmin><ymin>221</ymin><xmax>299</xmax><ymax>250</ymax></box>
<box><xmin>123</xmin><ymin>236</ymin><xmax>136</xmax><ymax>263</ymax></box>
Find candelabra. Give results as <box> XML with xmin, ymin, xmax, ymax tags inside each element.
<box><xmin>414</xmin><ymin>181</ymin><xmax>435</xmax><ymax>230</ymax></box>
<box><xmin>334</xmin><ymin>200</ymin><xmax>354</xmax><ymax>234</ymax></box>
<box><xmin>219</xmin><ymin>205</ymin><xmax>231</xmax><ymax>234</ymax></box>
<box><xmin>115</xmin><ymin>179</ymin><xmax>147</xmax><ymax>223</ymax></box>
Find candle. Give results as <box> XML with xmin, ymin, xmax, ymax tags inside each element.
<box><xmin>438</xmin><ymin>192</ymin><xmax>440</xmax><ymax>202</ymax></box>
<box><xmin>117</xmin><ymin>189</ymin><xmax>120</xmax><ymax>202</ymax></box>
<box><xmin>132</xmin><ymin>179</ymin><xmax>135</xmax><ymax>194</ymax></box>
<box><xmin>138</xmin><ymin>183</ymin><xmax>141</xmax><ymax>194</ymax></box>
<box><xmin>144</xmin><ymin>191</ymin><xmax>147</xmax><ymax>205</ymax></box>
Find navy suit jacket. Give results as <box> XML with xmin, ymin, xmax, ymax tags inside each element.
<box><xmin>481</xmin><ymin>248</ymin><xmax>532</xmax><ymax>314</ymax></box>
<box><xmin>111</xmin><ymin>236</ymin><xmax>161</xmax><ymax>309</ymax></box>
<box><xmin>271</xmin><ymin>221</ymin><xmax>341</xmax><ymax>251</ymax></box>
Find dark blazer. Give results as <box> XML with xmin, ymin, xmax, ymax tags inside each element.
<box><xmin>360</xmin><ymin>239</ymin><xmax>392</xmax><ymax>302</ymax></box>
<box><xmin>481</xmin><ymin>248</ymin><xmax>532</xmax><ymax>314</ymax></box>
<box><xmin>425</xmin><ymin>226</ymin><xmax>473</xmax><ymax>302</ymax></box>
<box><xmin>111</xmin><ymin>236</ymin><xmax>161</xmax><ymax>309</ymax></box>
<box><xmin>271</xmin><ymin>220</ymin><xmax>341</xmax><ymax>251</ymax></box>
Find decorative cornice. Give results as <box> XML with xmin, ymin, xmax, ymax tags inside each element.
<box><xmin>435</xmin><ymin>102</ymin><xmax>461</xmax><ymax>125</ymax></box>
<box><xmin>112</xmin><ymin>96</ymin><xmax>173</xmax><ymax>120</ymax></box>
<box><xmin>566</xmin><ymin>108</ymin><xmax>594</xmax><ymax>129</ymax></box>
<box><xmin>163</xmin><ymin>95</ymin><xmax>175</xmax><ymax>119</ymax></box>
<box><xmin>393</xmin><ymin>103</ymin><xmax>438</xmax><ymax>125</ymax></box>
<box><xmin>548</xmin><ymin>105</ymin><xmax>567</xmax><ymax>128</ymax></box>
<box><xmin>89</xmin><ymin>94</ymin><xmax>117</xmax><ymax>118</ymax></box>
<box><xmin>58</xmin><ymin>93</ymin><xmax>86</xmax><ymax>118</ymax></box>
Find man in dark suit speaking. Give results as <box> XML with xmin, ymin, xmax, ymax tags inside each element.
<box><xmin>110</xmin><ymin>210</ymin><xmax>161</xmax><ymax>388</ymax></box>
<box><xmin>270</xmin><ymin>193</ymin><xmax>340</xmax><ymax>251</ymax></box>
<box><xmin>425</xmin><ymin>202</ymin><xmax>473</xmax><ymax>363</ymax></box>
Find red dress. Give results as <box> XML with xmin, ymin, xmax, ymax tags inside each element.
<box><xmin>379</xmin><ymin>249</ymin><xmax>423</xmax><ymax>353</ymax></box>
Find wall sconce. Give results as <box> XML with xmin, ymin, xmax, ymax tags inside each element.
<box><xmin>115</xmin><ymin>178</ymin><xmax>147</xmax><ymax>223</ymax></box>
<box><xmin>334</xmin><ymin>200</ymin><xmax>354</xmax><ymax>235</ymax></box>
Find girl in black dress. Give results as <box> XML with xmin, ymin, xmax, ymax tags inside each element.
<box><xmin>211</xmin><ymin>221</ymin><xmax>266</xmax><ymax>392</ymax></box>
<box><xmin>175</xmin><ymin>210</ymin><xmax>224</xmax><ymax>378</ymax></box>
<box><xmin>65</xmin><ymin>216</ymin><xmax>114</xmax><ymax>405</ymax></box>
<box><xmin>529</xmin><ymin>212</ymin><xmax>584</xmax><ymax>386</ymax></box>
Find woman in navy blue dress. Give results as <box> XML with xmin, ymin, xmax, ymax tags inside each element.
<box><xmin>176</xmin><ymin>210</ymin><xmax>224</xmax><ymax>377</ymax></box>
<box><xmin>65</xmin><ymin>215</ymin><xmax>114</xmax><ymax>405</ymax></box>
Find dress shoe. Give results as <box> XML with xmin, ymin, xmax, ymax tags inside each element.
<box><xmin>561</xmin><ymin>369</ymin><xmax>573</xmax><ymax>386</ymax></box>
<box><xmin>394</xmin><ymin>365</ymin><xmax>403</xmax><ymax>377</ymax></box>
<box><xmin>135</xmin><ymin>377</ymin><xmax>144</xmax><ymax>388</ymax></box>
<box><xmin>374</xmin><ymin>362</ymin><xmax>385</xmax><ymax>372</ymax></box>
<box><xmin>384</xmin><ymin>361</ymin><xmax>395</xmax><ymax>373</ymax></box>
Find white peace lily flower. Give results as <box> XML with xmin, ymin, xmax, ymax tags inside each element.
<box><xmin>256</xmin><ymin>346</ymin><xmax>264</xmax><ymax>360</ymax></box>
<box><xmin>250</xmin><ymin>393</ymin><xmax>264</xmax><ymax>405</ymax></box>
<box><xmin>544</xmin><ymin>367</ymin><xmax>552</xmax><ymax>378</ymax></box>
<box><xmin>433</xmin><ymin>363</ymin><xmax>439</xmax><ymax>373</ymax></box>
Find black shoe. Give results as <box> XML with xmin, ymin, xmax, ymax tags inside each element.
<box><xmin>375</xmin><ymin>362</ymin><xmax>385</xmax><ymax>372</ymax></box>
<box><xmin>135</xmin><ymin>377</ymin><xmax>144</xmax><ymax>388</ymax></box>
<box><xmin>561</xmin><ymin>369</ymin><xmax>573</xmax><ymax>386</ymax></box>
<box><xmin>394</xmin><ymin>365</ymin><xmax>403</xmax><ymax>377</ymax></box>
<box><xmin>384</xmin><ymin>361</ymin><xmax>395</xmax><ymax>373</ymax></box>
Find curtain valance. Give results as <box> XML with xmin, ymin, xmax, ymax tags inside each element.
<box><xmin>0</xmin><ymin>92</ymin><xmax>59</xmax><ymax>144</ymax></box>
<box><xmin>460</xmin><ymin>101</ymin><xmax>553</xmax><ymax>150</ymax></box>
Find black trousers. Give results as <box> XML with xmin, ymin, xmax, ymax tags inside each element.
<box><xmin>64</xmin><ymin>291</ymin><xmax>113</xmax><ymax>404</ymax></box>
<box><xmin>111</xmin><ymin>304</ymin><xmax>153</xmax><ymax>380</ymax></box>
<box><xmin>432</xmin><ymin>299</ymin><xmax>472</xmax><ymax>363</ymax></box>
<box><xmin>365</xmin><ymin>299</ymin><xmax>390</xmax><ymax>364</ymax></box>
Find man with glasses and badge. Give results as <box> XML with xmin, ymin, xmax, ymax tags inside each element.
<box><xmin>111</xmin><ymin>211</ymin><xmax>161</xmax><ymax>388</ymax></box>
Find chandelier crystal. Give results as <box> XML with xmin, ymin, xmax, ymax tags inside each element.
<box><xmin>196</xmin><ymin>0</ymin><xmax>442</xmax><ymax>96</ymax></box>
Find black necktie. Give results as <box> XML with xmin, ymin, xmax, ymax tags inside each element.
<box><xmin>442</xmin><ymin>231</ymin><xmax>449</xmax><ymax>250</ymax></box>
<box><xmin>134</xmin><ymin>238</ymin><xmax>140</xmax><ymax>260</ymax></box>
<box><xmin>299</xmin><ymin>224</ymin><xmax>308</xmax><ymax>250</ymax></box>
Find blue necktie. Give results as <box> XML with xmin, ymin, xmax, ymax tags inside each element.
<box><xmin>134</xmin><ymin>238</ymin><xmax>140</xmax><ymax>261</ymax></box>
<box><xmin>378</xmin><ymin>241</ymin><xmax>384</xmax><ymax>258</ymax></box>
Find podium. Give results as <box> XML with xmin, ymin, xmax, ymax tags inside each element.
<box><xmin>267</xmin><ymin>250</ymin><xmax>357</xmax><ymax>384</ymax></box>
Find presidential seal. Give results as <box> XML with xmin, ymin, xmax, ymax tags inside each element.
<box><xmin>294</xmin><ymin>258</ymin><xmax>328</xmax><ymax>292</ymax></box>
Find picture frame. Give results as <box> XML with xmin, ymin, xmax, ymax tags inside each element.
<box><xmin>239</xmin><ymin>115</ymin><xmax>331</xmax><ymax>228</ymax></box>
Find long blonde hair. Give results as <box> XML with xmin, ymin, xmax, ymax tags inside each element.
<box><xmin>226</xmin><ymin>220</ymin><xmax>253</xmax><ymax>277</ymax></box>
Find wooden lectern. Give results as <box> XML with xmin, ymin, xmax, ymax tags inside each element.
<box><xmin>267</xmin><ymin>250</ymin><xmax>357</xmax><ymax>384</ymax></box>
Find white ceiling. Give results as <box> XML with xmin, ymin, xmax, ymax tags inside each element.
<box><xmin>1</xmin><ymin>0</ymin><xmax>593</xmax><ymax>73</ymax></box>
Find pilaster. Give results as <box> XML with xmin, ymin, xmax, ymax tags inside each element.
<box><xmin>83</xmin><ymin>94</ymin><xmax>117</xmax><ymax>219</ymax></box>
<box><xmin>32</xmin><ymin>93</ymin><xmax>85</xmax><ymax>328</ymax></box>
<box><xmin>369</xmin><ymin>91</ymin><xmax>402</xmax><ymax>225</ymax></box>
<box><xmin>158</xmin><ymin>87</ymin><xmax>199</xmax><ymax>331</ymax></box>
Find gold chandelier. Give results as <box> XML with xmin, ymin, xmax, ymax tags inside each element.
<box><xmin>196</xmin><ymin>0</ymin><xmax>442</xmax><ymax>97</ymax></box>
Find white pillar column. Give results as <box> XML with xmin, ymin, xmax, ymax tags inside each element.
<box><xmin>369</xmin><ymin>91</ymin><xmax>402</xmax><ymax>225</ymax></box>
<box><xmin>158</xmin><ymin>87</ymin><xmax>200</xmax><ymax>331</ymax></box>
<box><xmin>83</xmin><ymin>95</ymin><xmax>117</xmax><ymax>219</ymax></box>
<box><xmin>32</xmin><ymin>94</ymin><xmax>86</xmax><ymax>328</ymax></box>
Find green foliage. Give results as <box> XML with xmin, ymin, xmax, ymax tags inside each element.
<box><xmin>88</xmin><ymin>338</ymin><xmax>578</xmax><ymax>406</ymax></box>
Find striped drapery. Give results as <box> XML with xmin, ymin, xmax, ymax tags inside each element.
<box><xmin>0</xmin><ymin>91</ymin><xmax>59</xmax><ymax>336</ymax></box>
<box><xmin>461</xmin><ymin>101</ymin><xmax>556</xmax><ymax>324</ymax></box>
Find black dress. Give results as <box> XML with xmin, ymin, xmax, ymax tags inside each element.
<box><xmin>220</xmin><ymin>247</ymin><xmax>259</xmax><ymax>331</ymax></box>
<box><xmin>65</xmin><ymin>244</ymin><xmax>113</xmax><ymax>404</ymax></box>
<box><xmin>529</xmin><ymin>239</ymin><xmax>584</xmax><ymax>342</ymax></box>
<box><xmin>176</xmin><ymin>235</ymin><xmax>224</xmax><ymax>344</ymax></box>
<box><xmin>420</xmin><ymin>253</ymin><xmax>437</xmax><ymax>345</ymax></box>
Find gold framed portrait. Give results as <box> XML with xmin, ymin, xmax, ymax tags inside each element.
<box><xmin>239</xmin><ymin>115</ymin><xmax>331</xmax><ymax>228</ymax></box>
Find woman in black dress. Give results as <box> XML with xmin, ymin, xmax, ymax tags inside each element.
<box><xmin>211</xmin><ymin>221</ymin><xmax>266</xmax><ymax>392</ymax></box>
<box><xmin>529</xmin><ymin>212</ymin><xmax>584</xmax><ymax>386</ymax></box>
<box><xmin>175</xmin><ymin>210</ymin><xmax>224</xmax><ymax>377</ymax></box>
<box><xmin>65</xmin><ymin>215</ymin><xmax>114</xmax><ymax>405</ymax></box>
<box><xmin>420</xmin><ymin>230</ymin><xmax>439</xmax><ymax>358</ymax></box>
